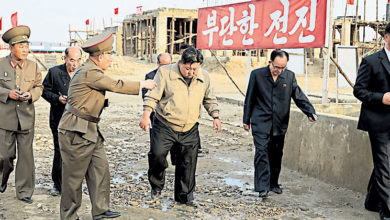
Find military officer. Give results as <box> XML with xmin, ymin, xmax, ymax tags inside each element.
<box><xmin>58</xmin><ymin>32</ymin><xmax>156</xmax><ymax>220</ymax></box>
<box><xmin>0</xmin><ymin>25</ymin><xmax>43</xmax><ymax>204</ymax></box>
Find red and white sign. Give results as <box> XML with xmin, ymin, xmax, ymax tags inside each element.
<box><xmin>136</xmin><ymin>6</ymin><xmax>143</xmax><ymax>16</ymax></box>
<box><xmin>197</xmin><ymin>0</ymin><xmax>328</xmax><ymax>50</ymax></box>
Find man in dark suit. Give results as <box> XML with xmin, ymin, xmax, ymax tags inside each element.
<box><xmin>243</xmin><ymin>49</ymin><xmax>317</xmax><ymax>198</ymax></box>
<box><xmin>142</xmin><ymin>53</ymin><xmax>171</xmax><ymax>99</ymax></box>
<box><xmin>354</xmin><ymin>23</ymin><xmax>390</xmax><ymax>220</ymax></box>
<box><xmin>42</xmin><ymin>46</ymin><xmax>82</xmax><ymax>196</ymax></box>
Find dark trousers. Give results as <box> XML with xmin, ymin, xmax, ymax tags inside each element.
<box><xmin>365</xmin><ymin>131</ymin><xmax>390</xmax><ymax>213</ymax></box>
<box><xmin>148</xmin><ymin>118</ymin><xmax>199</xmax><ymax>203</ymax></box>
<box><xmin>149</xmin><ymin>113</ymin><xmax>178</xmax><ymax>165</ymax></box>
<box><xmin>51</xmin><ymin>127</ymin><xmax>62</xmax><ymax>192</ymax></box>
<box><xmin>252</xmin><ymin>132</ymin><xmax>285</xmax><ymax>192</ymax></box>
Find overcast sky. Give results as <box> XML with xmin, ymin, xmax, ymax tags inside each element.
<box><xmin>0</xmin><ymin>0</ymin><xmax>388</xmax><ymax>43</ymax></box>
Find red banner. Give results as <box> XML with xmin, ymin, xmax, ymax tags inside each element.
<box><xmin>11</xmin><ymin>12</ymin><xmax>17</xmax><ymax>27</ymax></box>
<box><xmin>197</xmin><ymin>0</ymin><xmax>328</xmax><ymax>50</ymax></box>
<box><xmin>347</xmin><ymin>0</ymin><xmax>354</xmax><ymax>5</ymax></box>
<box><xmin>85</xmin><ymin>19</ymin><xmax>89</xmax><ymax>25</ymax></box>
<box><xmin>114</xmin><ymin>8</ymin><xmax>119</xmax><ymax>15</ymax></box>
<box><xmin>0</xmin><ymin>17</ymin><xmax>2</xmax><ymax>31</ymax></box>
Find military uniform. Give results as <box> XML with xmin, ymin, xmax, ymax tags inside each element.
<box><xmin>58</xmin><ymin>32</ymin><xmax>140</xmax><ymax>220</ymax></box>
<box><xmin>0</xmin><ymin>26</ymin><xmax>43</xmax><ymax>200</ymax></box>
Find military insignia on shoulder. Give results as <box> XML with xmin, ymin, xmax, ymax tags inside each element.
<box><xmin>4</xmin><ymin>72</ymin><xmax>8</xmax><ymax>77</ymax></box>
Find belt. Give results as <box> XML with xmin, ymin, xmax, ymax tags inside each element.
<box><xmin>65</xmin><ymin>103</ymin><xmax>100</xmax><ymax>123</ymax></box>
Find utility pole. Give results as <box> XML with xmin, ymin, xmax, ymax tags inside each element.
<box><xmin>353</xmin><ymin>0</ymin><xmax>359</xmax><ymax>46</ymax></box>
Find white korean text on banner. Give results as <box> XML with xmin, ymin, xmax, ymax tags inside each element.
<box><xmin>197</xmin><ymin>0</ymin><xmax>327</xmax><ymax>49</ymax></box>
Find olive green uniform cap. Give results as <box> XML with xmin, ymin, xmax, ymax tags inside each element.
<box><xmin>2</xmin><ymin>25</ymin><xmax>31</xmax><ymax>45</ymax></box>
<box><xmin>81</xmin><ymin>32</ymin><xmax>115</xmax><ymax>56</ymax></box>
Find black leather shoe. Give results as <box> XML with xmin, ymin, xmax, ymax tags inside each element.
<box><xmin>151</xmin><ymin>188</ymin><xmax>161</xmax><ymax>200</ymax></box>
<box><xmin>93</xmin><ymin>210</ymin><xmax>120</xmax><ymax>220</ymax></box>
<box><xmin>270</xmin><ymin>185</ymin><xmax>283</xmax><ymax>194</ymax></box>
<box><xmin>50</xmin><ymin>187</ymin><xmax>60</xmax><ymax>196</ymax></box>
<box><xmin>185</xmin><ymin>200</ymin><xmax>199</xmax><ymax>207</ymax></box>
<box><xmin>259</xmin><ymin>190</ymin><xmax>269</xmax><ymax>198</ymax></box>
<box><xmin>380</xmin><ymin>208</ymin><xmax>390</xmax><ymax>220</ymax></box>
<box><xmin>20</xmin><ymin>197</ymin><xmax>33</xmax><ymax>204</ymax></box>
<box><xmin>197</xmin><ymin>148</ymin><xmax>205</xmax><ymax>157</ymax></box>
<box><xmin>0</xmin><ymin>184</ymin><xmax>6</xmax><ymax>193</ymax></box>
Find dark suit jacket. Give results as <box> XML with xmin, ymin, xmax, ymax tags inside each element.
<box><xmin>42</xmin><ymin>64</ymin><xmax>71</xmax><ymax>130</ymax></box>
<box><xmin>142</xmin><ymin>69</ymin><xmax>158</xmax><ymax>99</ymax></box>
<box><xmin>354</xmin><ymin>49</ymin><xmax>390</xmax><ymax>132</ymax></box>
<box><xmin>243</xmin><ymin>66</ymin><xmax>316</xmax><ymax>136</ymax></box>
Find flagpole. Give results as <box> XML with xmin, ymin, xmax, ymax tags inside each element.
<box><xmin>322</xmin><ymin>0</ymin><xmax>334</xmax><ymax>104</ymax></box>
<box><xmin>86</xmin><ymin>21</ymin><xmax>88</xmax><ymax>40</ymax></box>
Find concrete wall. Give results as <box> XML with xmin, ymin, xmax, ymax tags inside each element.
<box><xmin>283</xmin><ymin>109</ymin><xmax>372</xmax><ymax>193</ymax></box>
<box><xmin>116</xmin><ymin>26</ymin><xmax>123</xmax><ymax>56</ymax></box>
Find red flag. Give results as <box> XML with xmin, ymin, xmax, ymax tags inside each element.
<box><xmin>114</xmin><ymin>8</ymin><xmax>119</xmax><ymax>15</ymax></box>
<box><xmin>347</xmin><ymin>0</ymin><xmax>354</xmax><ymax>5</ymax></box>
<box><xmin>388</xmin><ymin>0</ymin><xmax>390</xmax><ymax>3</ymax></box>
<box><xmin>11</xmin><ymin>12</ymin><xmax>17</xmax><ymax>27</ymax></box>
<box><xmin>136</xmin><ymin>6</ymin><xmax>142</xmax><ymax>16</ymax></box>
<box><xmin>0</xmin><ymin>17</ymin><xmax>2</xmax><ymax>31</ymax></box>
<box><xmin>85</xmin><ymin>19</ymin><xmax>89</xmax><ymax>25</ymax></box>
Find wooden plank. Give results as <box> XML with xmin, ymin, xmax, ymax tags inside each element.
<box><xmin>189</xmin><ymin>18</ymin><xmax>193</xmax><ymax>46</ymax></box>
<box><xmin>170</xmin><ymin>17</ymin><xmax>176</xmax><ymax>56</ymax></box>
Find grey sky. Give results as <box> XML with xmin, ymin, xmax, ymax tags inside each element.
<box><xmin>0</xmin><ymin>0</ymin><xmax>387</xmax><ymax>43</ymax></box>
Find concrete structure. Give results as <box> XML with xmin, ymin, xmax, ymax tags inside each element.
<box><xmin>123</xmin><ymin>8</ymin><xmax>198</xmax><ymax>59</ymax></box>
<box><xmin>284</xmin><ymin>104</ymin><xmax>372</xmax><ymax>193</ymax></box>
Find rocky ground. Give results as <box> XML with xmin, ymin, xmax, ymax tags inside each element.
<box><xmin>0</xmin><ymin>92</ymin><xmax>377</xmax><ymax>220</ymax></box>
<box><xmin>0</xmin><ymin>57</ymin><xmax>375</xmax><ymax>219</ymax></box>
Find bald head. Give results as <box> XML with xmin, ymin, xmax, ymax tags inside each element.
<box><xmin>157</xmin><ymin>53</ymin><xmax>172</xmax><ymax>67</ymax></box>
<box><xmin>65</xmin><ymin>46</ymin><xmax>82</xmax><ymax>74</ymax></box>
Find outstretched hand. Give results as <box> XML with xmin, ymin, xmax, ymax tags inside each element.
<box><xmin>141</xmin><ymin>79</ymin><xmax>157</xmax><ymax>90</ymax></box>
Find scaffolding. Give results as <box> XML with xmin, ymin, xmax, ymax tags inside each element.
<box><xmin>122</xmin><ymin>8</ymin><xmax>198</xmax><ymax>60</ymax></box>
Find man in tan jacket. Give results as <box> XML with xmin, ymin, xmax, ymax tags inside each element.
<box><xmin>0</xmin><ymin>25</ymin><xmax>43</xmax><ymax>204</ymax></box>
<box><xmin>58</xmin><ymin>32</ymin><xmax>156</xmax><ymax>220</ymax></box>
<box><xmin>140</xmin><ymin>47</ymin><xmax>221</xmax><ymax>206</ymax></box>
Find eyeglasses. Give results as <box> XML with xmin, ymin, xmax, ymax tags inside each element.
<box><xmin>272</xmin><ymin>62</ymin><xmax>287</xmax><ymax>71</ymax></box>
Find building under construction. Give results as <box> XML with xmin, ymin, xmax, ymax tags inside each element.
<box><xmin>122</xmin><ymin>8</ymin><xmax>198</xmax><ymax>59</ymax></box>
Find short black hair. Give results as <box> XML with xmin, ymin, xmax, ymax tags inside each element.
<box><xmin>157</xmin><ymin>53</ymin><xmax>172</xmax><ymax>64</ymax></box>
<box><xmin>65</xmin><ymin>47</ymin><xmax>82</xmax><ymax>57</ymax></box>
<box><xmin>385</xmin><ymin>23</ymin><xmax>390</xmax><ymax>35</ymax></box>
<box><xmin>181</xmin><ymin>47</ymin><xmax>203</xmax><ymax>65</ymax></box>
<box><xmin>179</xmin><ymin>43</ymin><xmax>190</xmax><ymax>51</ymax></box>
<box><xmin>270</xmin><ymin>49</ymin><xmax>289</xmax><ymax>62</ymax></box>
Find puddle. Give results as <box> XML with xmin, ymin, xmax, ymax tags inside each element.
<box><xmin>232</xmin><ymin>170</ymin><xmax>253</xmax><ymax>176</ymax></box>
<box><xmin>112</xmin><ymin>177</ymin><xmax>126</xmax><ymax>184</ymax></box>
<box><xmin>216</xmin><ymin>157</ymin><xmax>241</xmax><ymax>163</ymax></box>
<box><xmin>225</xmin><ymin>178</ymin><xmax>254</xmax><ymax>190</ymax></box>
<box><xmin>130</xmin><ymin>171</ymin><xmax>144</xmax><ymax>179</ymax></box>
<box><xmin>161</xmin><ymin>204</ymin><xmax>168</xmax><ymax>212</ymax></box>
